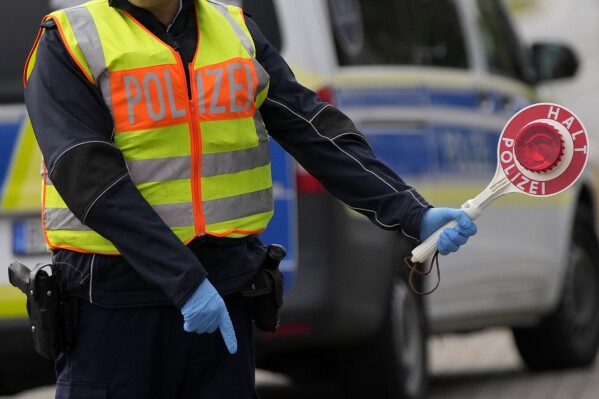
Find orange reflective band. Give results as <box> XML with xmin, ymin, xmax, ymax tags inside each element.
<box><xmin>206</xmin><ymin>228</ymin><xmax>266</xmax><ymax>237</ymax></box>
<box><xmin>111</xmin><ymin>64</ymin><xmax>189</xmax><ymax>132</ymax></box>
<box><xmin>194</xmin><ymin>57</ymin><xmax>257</xmax><ymax>121</ymax></box>
<box><xmin>23</xmin><ymin>19</ymin><xmax>45</xmax><ymax>87</ymax></box>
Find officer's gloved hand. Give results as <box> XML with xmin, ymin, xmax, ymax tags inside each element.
<box><xmin>181</xmin><ymin>278</ymin><xmax>238</xmax><ymax>354</ymax></box>
<box><xmin>420</xmin><ymin>208</ymin><xmax>477</xmax><ymax>255</ymax></box>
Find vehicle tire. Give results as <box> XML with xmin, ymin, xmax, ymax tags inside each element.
<box><xmin>512</xmin><ymin>202</ymin><xmax>599</xmax><ymax>370</ymax></box>
<box><xmin>338</xmin><ymin>275</ymin><xmax>428</xmax><ymax>399</ymax></box>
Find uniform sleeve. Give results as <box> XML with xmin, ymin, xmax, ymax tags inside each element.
<box><xmin>24</xmin><ymin>25</ymin><xmax>205</xmax><ymax>308</ymax></box>
<box><xmin>245</xmin><ymin>18</ymin><xmax>431</xmax><ymax>241</ymax></box>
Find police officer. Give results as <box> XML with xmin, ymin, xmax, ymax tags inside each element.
<box><xmin>24</xmin><ymin>0</ymin><xmax>477</xmax><ymax>397</ymax></box>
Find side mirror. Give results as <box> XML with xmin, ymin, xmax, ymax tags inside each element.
<box><xmin>532</xmin><ymin>43</ymin><xmax>578</xmax><ymax>82</ymax></box>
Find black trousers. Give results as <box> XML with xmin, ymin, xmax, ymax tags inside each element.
<box><xmin>55</xmin><ymin>299</ymin><xmax>259</xmax><ymax>399</ymax></box>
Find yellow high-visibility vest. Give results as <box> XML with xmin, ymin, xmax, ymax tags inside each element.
<box><xmin>25</xmin><ymin>0</ymin><xmax>273</xmax><ymax>254</ymax></box>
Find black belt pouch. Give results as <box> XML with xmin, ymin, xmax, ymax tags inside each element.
<box><xmin>240</xmin><ymin>244</ymin><xmax>286</xmax><ymax>332</ymax></box>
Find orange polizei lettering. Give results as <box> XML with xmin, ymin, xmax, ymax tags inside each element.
<box><xmin>110</xmin><ymin>65</ymin><xmax>188</xmax><ymax>132</ymax></box>
<box><xmin>194</xmin><ymin>58</ymin><xmax>257</xmax><ymax>121</ymax></box>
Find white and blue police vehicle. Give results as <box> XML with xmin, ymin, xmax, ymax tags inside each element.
<box><xmin>1</xmin><ymin>0</ymin><xmax>598</xmax><ymax>398</ymax></box>
<box><xmin>243</xmin><ymin>1</ymin><xmax>599</xmax><ymax>398</ymax></box>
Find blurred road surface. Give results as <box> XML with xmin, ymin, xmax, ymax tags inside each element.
<box><xmin>257</xmin><ymin>328</ymin><xmax>599</xmax><ymax>399</ymax></box>
<box><xmin>428</xmin><ymin>328</ymin><xmax>599</xmax><ymax>399</ymax></box>
<box><xmin>6</xmin><ymin>328</ymin><xmax>599</xmax><ymax>399</ymax></box>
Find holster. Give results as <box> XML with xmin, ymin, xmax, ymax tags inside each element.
<box><xmin>240</xmin><ymin>244</ymin><xmax>286</xmax><ymax>332</ymax></box>
<box><xmin>8</xmin><ymin>261</ymin><xmax>78</xmax><ymax>359</ymax></box>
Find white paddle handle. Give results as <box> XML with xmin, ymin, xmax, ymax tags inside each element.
<box><xmin>411</xmin><ymin>219</ymin><xmax>459</xmax><ymax>264</ymax></box>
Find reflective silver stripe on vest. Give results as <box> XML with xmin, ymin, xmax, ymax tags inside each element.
<box><xmin>44</xmin><ymin>208</ymin><xmax>89</xmax><ymax>231</ymax></box>
<box><xmin>124</xmin><ymin>139</ymin><xmax>270</xmax><ymax>183</ymax></box>
<box><xmin>44</xmin><ymin>202</ymin><xmax>195</xmax><ymax>230</ymax></box>
<box><xmin>64</xmin><ymin>7</ymin><xmax>105</xmax><ymax>80</ymax></box>
<box><xmin>203</xmin><ymin>187</ymin><xmax>273</xmax><ymax>225</ymax></box>
<box><xmin>208</xmin><ymin>1</ymin><xmax>255</xmax><ymax>57</ymax></box>
<box><xmin>63</xmin><ymin>7</ymin><xmax>114</xmax><ymax>117</ymax></box>
<box><xmin>99</xmin><ymin>74</ymin><xmax>114</xmax><ymax>118</ymax></box>
<box><xmin>202</xmin><ymin>139</ymin><xmax>270</xmax><ymax>177</ymax></box>
<box><xmin>126</xmin><ymin>156</ymin><xmax>192</xmax><ymax>183</ymax></box>
<box><xmin>44</xmin><ymin>195</ymin><xmax>273</xmax><ymax>231</ymax></box>
<box><xmin>254</xmin><ymin>111</ymin><xmax>268</xmax><ymax>142</ymax></box>
<box><xmin>153</xmin><ymin>202</ymin><xmax>194</xmax><ymax>227</ymax></box>
<box><xmin>253</xmin><ymin>60</ymin><xmax>269</xmax><ymax>95</ymax></box>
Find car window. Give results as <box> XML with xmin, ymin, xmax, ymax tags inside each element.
<box><xmin>475</xmin><ymin>0</ymin><xmax>534</xmax><ymax>82</ymax></box>
<box><xmin>328</xmin><ymin>0</ymin><xmax>468</xmax><ymax>68</ymax></box>
<box><xmin>1</xmin><ymin>1</ymin><xmax>49</xmax><ymax>103</ymax></box>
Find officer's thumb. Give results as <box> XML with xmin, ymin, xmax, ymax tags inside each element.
<box><xmin>219</xmin><ymin>312</ymin><xmax>238</xmax><ymax>354</ymax></box>
<box><xmin>455</xmin><ymin>210</ymin><xmax>477</xmax><ymax>236</ymax></box>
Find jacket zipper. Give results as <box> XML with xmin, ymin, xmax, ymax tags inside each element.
<box><xmin>188</xmin><ymin>98</ymin><xmax>206</xmax><ymax>236</ymax></box>
<box><xmin>174</xmin><ymin>47</ymin><xmax>206</xmax><ymax>236</ymax></box>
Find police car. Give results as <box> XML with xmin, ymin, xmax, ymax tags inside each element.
<box><xmin>244</xmin><ymin>1</ymin><xmax>599</xmax><ymax>398</ymax></box>
<box><xmin>1</xmin><ymin>0</ymin><xmax>598</xmax><ymax>398</ymax></box>
<box><xmin>0</xmin><ymin>0</ymin><xmax>58</xmax><ymax>393</ymax></box>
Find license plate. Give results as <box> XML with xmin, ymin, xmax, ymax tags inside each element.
<box><xmin>12</xmin><ymin>218</ymin><xmax>47</xmax><ymax>255</ymax></box>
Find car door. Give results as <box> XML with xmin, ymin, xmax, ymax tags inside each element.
<box><xmin>426</xmin><ymin>0</ymin><xmax>562</xmax><ymax>331</ymax></box>
<box><xmin>322</xmin><ymin>0</ymin><xmax>545</xmax><ymax>323</ymax></box>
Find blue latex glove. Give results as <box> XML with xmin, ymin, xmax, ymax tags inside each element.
<box><xmin>181</xmin><ymin>279</ymin><xmax>238</xmax><ymax>354</ymax></box>
<box><xmin>420</xmin><ymin>208</ymin><xmax>477</xmax><ymax>255</ymax></box>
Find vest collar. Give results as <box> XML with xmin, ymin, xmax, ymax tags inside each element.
<box><xmin>109</xmin><ymin>0</ymin><xmax>194</xmax><ymax>30</ymax></box>
<box><xmin>109</xmin><ymin>0</ymin><xmax>193</xmax><ymax>11</ymax></box>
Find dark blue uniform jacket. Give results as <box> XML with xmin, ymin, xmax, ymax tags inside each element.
<box><xmin>24</xmin><ymin>0</ymin><xmax>430</xmax><ymax>309</ymax></box>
